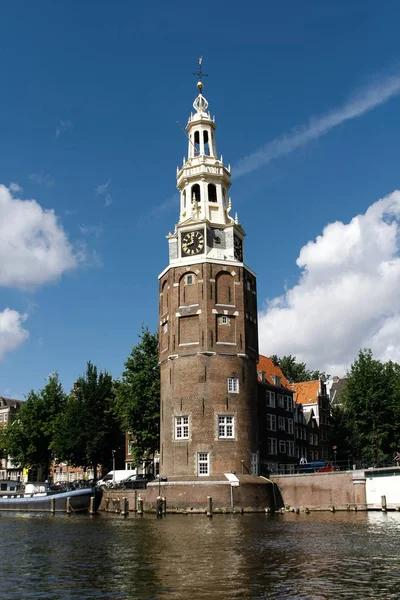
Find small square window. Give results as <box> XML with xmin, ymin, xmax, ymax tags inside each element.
<box><xmin>175</xmin><ymin>416</ymin><xmax>189</xmax><ymax>440</ymax></box>
<box><xmin>221</xmin><ymin>315</ymin><xmax>230</xmax><ymax>325</ymax></box>
<box><xmin>197</xmin><ymin>452</ymin><xmax>209</xmax><ymax>476</ymax></box>
<box><xmin>218</xmin><ymin>415</ymin><xmax>234</xmax><ymax>438</ymax></box>
<box><xmin>185</xmin><ymin>274</ymin><xmax>194</xmax><ymax>285</ymax></box>
<box><xmin>227</xmin><ymin>377</ymin><xmax>239</xmax><ymax>393</ymax></box>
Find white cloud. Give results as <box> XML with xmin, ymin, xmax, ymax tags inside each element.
<box><xmin>56</xmin><ymin>120</ymin><xmax>73</xmax><ymax>138</ymax></box>
<box><xmin>29</xmin><ymin>172</ymin><xmax>55</xmax><ymax>188</ymax></box>
<box><xmin>0</xmin><ymin>184</ymin><xmax>79</xmax><ymax>289</ymax></box>
<box><xmin>0</xmin><ymin>308</ymin><xmax>29</xmax><ymax>361</ymax></box>
<box><xmin>9</xmin><ymin>182</ymin><xmax>22</xmax><ymax>193</ymax></box>
<box><xmin>258</xmin><ymin>190</ymin><xmax>400</xmax><ymax>375</ymax></box>
<box><xmin>95</xmin><ymin>180</ymin><xmax>113</xmax><ymax>206</ymax></box>
<box><xmin>234</xmin><ymin>73</ymin><xmax>400</xmax><ymax>178</ymax></box>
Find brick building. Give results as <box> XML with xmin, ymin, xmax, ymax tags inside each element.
<box><xmin>0</xmin><ymin>396</ymin><xmax>24</xmax><ymax>480</ymax></box>
<box><xmin>158</xmin><ymin>77</ymin><xmax>260</xmax><ymax>478</ymax></box>
<box><xmin>257</xmin><ymin>355</ymin><xmax>296</xmax><ymax>474</ymax></box>
<box><xmin>293</xmin><ymin>380</ymin><xmax>333</xmax><ymax>462</ymax></box>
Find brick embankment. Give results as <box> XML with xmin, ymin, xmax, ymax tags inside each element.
<box><xmin>271</xmin><ymin>470</ymin><xmax>367</xmax><ymax>512</ymax></box>
<box><xmin>100</xmin><ymin>475</ymin><xmax>284</xmax><ymax>514</ymax></box>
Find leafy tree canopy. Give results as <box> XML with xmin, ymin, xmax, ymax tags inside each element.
<box><xmin>270</xmin><ymin>354</ymin><xmax>326</xmax><ymax>383</ymax></box>
<box><xmin>340</xmin><ymin>349</ymin><xmax>400</xmax><ymax>464</ymax></box>
<box><xmin>4</xmin><ymin>374</ymin><xmax>65</xmax><ymax>479</ymax></box>
<box><xmin>114</xmin><ymin>326</ymin><xmax>160</xmax><ymax>466</ymax></box>
<box><xmin>53</xmin><ymin>362</ymin><xmax>121</xmax><ymax>479</ymax></box>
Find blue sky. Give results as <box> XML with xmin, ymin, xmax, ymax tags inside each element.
<box><xmin>2</xmin><ymin>1</ymin><xmax>400</xmax><ymax>397</ymax></box>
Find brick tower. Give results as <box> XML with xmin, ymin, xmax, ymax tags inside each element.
<box><xmin>158</xmin><ymin>75</ymin><xmax>259</xmax><ymax>478</ymax></box>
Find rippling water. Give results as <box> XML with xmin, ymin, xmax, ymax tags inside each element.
<box><xmin>1</xmin><ymin>511</ymin><xmax>399</xmax><ymax>599</ymax></box>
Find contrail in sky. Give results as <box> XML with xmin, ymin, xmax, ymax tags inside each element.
<box><xmin>233</xmin><ymin>73</ymin><xmax>400</xmax><ymax>178</ymax></box>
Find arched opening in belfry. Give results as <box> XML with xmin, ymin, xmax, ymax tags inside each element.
<box><xmin>194</xmin><ymin>131</ymin><xmax>200</xmax><ymax>155</ymax></box>
<box><xmin>208</xmin><ymin>183</ymin><xmax>217</xmax><ymax>203</ymax></box>
<box><xmin>192</xmin><ymin>184</ymin><xmax>201</xmax><ymax>204</ymax></box>
<box><xmin>182</xmin><ymin>189</ymin><xmax>186</xmax><ymax>209</ymax></box>
<box><xmin>203</xmin><ymin>130</ymin><xmax>210</xmax><ymax>156</ymax></box>
<box><xmin>222</xmin><ymin>187</ymin><xmax>226</xmax><ymax>205</ymax></box>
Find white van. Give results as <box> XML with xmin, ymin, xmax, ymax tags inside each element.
<box><xmin>97</xmin><ymin>470</ymin><xmax>133</xmax><ymax>488</ymax></box>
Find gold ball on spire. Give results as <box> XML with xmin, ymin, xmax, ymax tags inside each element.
<box><xmin>197</xmin><ymin>80</ymin><xmax>203</xmax><ymax>92</ymax></box>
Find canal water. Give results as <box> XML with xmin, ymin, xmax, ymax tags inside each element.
<box><xmin>1</xmin><ymin>511</ymin><xmax>399</xmax><ymax>599</ymax></box>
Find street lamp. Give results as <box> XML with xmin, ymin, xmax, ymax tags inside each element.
<box><xmin>112</xmin><ymin>450</ymin><xmax>116</xmax><ymax>485</ymax></box>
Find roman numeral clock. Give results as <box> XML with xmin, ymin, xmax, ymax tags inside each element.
<box><xmin>181</xmin><ymin>230</ymin><xmax>205</xmax><ymax>256</ymax></box>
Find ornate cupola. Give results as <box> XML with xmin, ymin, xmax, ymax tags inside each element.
<box><xmin>167</xmin><ymin>77</ymin><xmax>245</xmax><ymax>267</ymax></box>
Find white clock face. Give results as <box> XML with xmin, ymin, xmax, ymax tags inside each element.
<box><xmin>181</xmin><ymin>230</ymin><xmax>205</xmax><ymax>256</ymax></box>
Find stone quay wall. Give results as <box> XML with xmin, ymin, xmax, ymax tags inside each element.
<box><xmin>271</xmin><ymin>470</ymin><xmax>367</xmax><ymax>511</ymax></box>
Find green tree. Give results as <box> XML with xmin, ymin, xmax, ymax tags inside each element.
<box><xmin>114</xmin><ymin>326</ymin><xmax>160</xmax><ymax>467</ymax></box>
<box><xmin>342</xmin><ymin>349</ymin><xmax>397</xmax><ymax>465</ymax></box>
<box><xmin>53</xmin><ymin>362</ymin><xmax>121</xmax><ymax>479</ymax></box>
<box><xmin>3</xmin><ymin>374</ymin><xmax>65</xmax><ymax>480</ymax></box>
<box><xmin>270</xmin><ymin>354</ymin><xmax>325</xmax><ymax>383</ymax></box>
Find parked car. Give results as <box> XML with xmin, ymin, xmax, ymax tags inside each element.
<box><xmin>119</xmin><ymin>474</ymin><xmax>155</xmax><ymax>489</ymax></box>
<box><xmin>97</xmin><ymin>470</ymin><xmax>133</xmax><ymax>489</ymax></box>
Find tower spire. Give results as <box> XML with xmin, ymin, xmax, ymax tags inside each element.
<box><xmin>193</xmin><ymin>56</ymin><xmax>208</xmax><ymax>94</ymax></box>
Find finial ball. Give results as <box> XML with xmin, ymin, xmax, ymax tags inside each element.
<box><xmin>197</xmin><ymin>80</ymin><xmax>203</xmax><ymax>91</ymax></box>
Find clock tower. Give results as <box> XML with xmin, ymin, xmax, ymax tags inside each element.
<box><xmin>158</xmin><ymin>75</ymin><xmax>259</xmax><ymax>478</ymax></box>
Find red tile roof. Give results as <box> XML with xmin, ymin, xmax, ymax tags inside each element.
<box><xmin>292</xmin><ymin>381</ymin><xmax>320</xmax><ymax>405</ymax></box>
<box><xmin>257</xmin><ymin>355</ymin><xmax>291</xmax><ymax>390</ymax></box>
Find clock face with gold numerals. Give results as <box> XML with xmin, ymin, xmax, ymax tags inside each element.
<box><xmin>181</xmin><ymin>230</ymin><xmax>205</xmax><ymax>256</ymax></box>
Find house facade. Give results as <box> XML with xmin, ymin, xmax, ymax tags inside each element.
<box><xmin>0</xmin><ymin>397</ymin><xmax>24</xmax><ymax>480</ymax></box>
<box><xmin>293</xmin><ymin>380</ymin><xmax>333</xmax><ymax>462</ymax></box>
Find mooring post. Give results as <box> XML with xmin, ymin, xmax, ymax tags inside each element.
<box><xmin>121</xmin><ymin>497</ymin><xmax>128</xmax><ymax>516</ymax></box>
<box><xmin>207</xmin><ymin>495</ymin><xmax>213</xmax><ymax>518</ymax></box>
<box><xmin>137</xmin><ymin>496</ymin><xmax>143</xmax><ymax>515</ymax></box>
<box><xmin>89</xmin><ymin>496</ymin><xmax>96</xmax><ymax>514</ymax></box>
<box><xmin>105</xmin><ymin>497</ymin><xmax>109</xmax><ymax>512</ymax></box>
<box><xmin>162</xmin><ymin>497</ymin><xmax>167</xmax><ymax>516</ymax></box>
<box><xmin>66</xmin><ymin>497</ymin><xmax>71</xmax><ymax>514</ymax></box>
<box><xmin>156</xmin><ymin>496</ymin><xmax>163</xmax><ymax>518</ymax></box>
<box><xmin>381</xmin><ymin>495</ymin><xmax>387</xmax><ymax>512</ymax></box>
<box><xmin>133</xmin><ymin>490</ymin><xmax>138</xmax><ymax>513</ymax></box>
<box><xmin>50</xmin><ymin>497</ymin><xmax>55</xmax><ymax>514</ymax></box>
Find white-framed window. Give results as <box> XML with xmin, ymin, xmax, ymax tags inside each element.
<box><xmin>218</xmin><ymin>415</ymin><xmax>234</xmax><ymax>438</ymax></box>
<box><xmin>69</xmin><ymin>472</ymin><xmax>76</xmax><ymax>482</ymax></box>
<box><xmin>227</xmin><ymin>377</ymin><xmax>239</xmax><ymax>393</ymax></box>
<box><xmin>197</xmin><ymin>452</ymin><xmax>209</xmax><ymax>476</ymax></box>
<box><xmin>267</xmin><ymin>414</ymin><xmax>276</xmax><ymax>431</ymax></box>
<box><xmin>175</xmin><ymin>416</ymin><xmax>189</xmax><ymax>439</ymax></box>
<box><xmin>0</xmin><ymin>415</ymin><xmax>3</xmax><ymax>422</ymax></box>
<box><xmin>278</xmin><ymin>416</ymin><xmax>285</xmax><ymax>430</ymax></box>
<box><xmin>221</xmin><ymin>315</ymin><xmax>230</xmax><ymax>325</ymax></box>
<box><xmin>272</xmin><ymin>375</ymin><xmax>281</xmax><ymax>387</ymax></box>
<box><xmin>279</xmin><ymin>440</ymin><xmax>286</xmax><ymax>454</ymax></box>
<box><xmin>277</xmin><ymin>394</ymin><xmax>284</xmax><ymax>408</ymax></box>
<box><xmin>128</xmin><ymin>440</ymin><xmax>135</xmax><ymax>455</ymax></box>
<box><xmin>266</xmin><ymin>390</ymin><xmax>275</xmax><ymax>407</ymax></box>
<box><xmin>251</xmin><ymin>453</ymin><xmax>259</xmax><ymax>475</ymax></box>
<box><xmin>286</xmin><ymin>441</ymin><xmax>295</xmax><ymax>457</ymax></box>
<box><xmin>285</xmin><ymin>395</ymin><xmax>293</xmax><ymax>411</ymax></box>
<box><xmin>3</xmin><ymin>413</ymin><xmax>7</xmax><ymax>421</ymax></box>
<box><xmin>268</xmin><ymin>438</ymin><xmax>277</xmax><ymax>455</ymax></box>
<box><xmin>185</xmin><ymin>274</ymin><xmax>194</xmax><ymax>285</ymax></box>
<box><xmin>163</xmin><ymin>322</ymin><xmax>168</xmax><ymax>334</ymax></box>
<box><xmin>287</xmin><ymin>418</ymin><xmax>294</xmax><ymax>434</ymax></box>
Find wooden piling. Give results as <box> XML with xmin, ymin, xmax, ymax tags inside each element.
<box><xmin>89</xmin><ymin>496</ymin><xmax>95</xmax><ymax>514</ymax></box>
<box><xmin>50</xmin><ymin>497</ymin><xmax>55</xmax><ymax>514</ymax></box>
<box><xmin>121</xmin><ymin>497</ymin><xmax>129</xmax><ymax>516</ymax></box>
<box><xmin>156</xmin><ymin>496</ymin><xmax>163</xmax><ymax>518</ymax></box>
<box><xmin>162</xmin><ymin>497</ymin><xmax>167</xmax><ymax>516</ymax></box>
<box><xmin>66</xmin><ymin>497</ymin><xmax>71</xmax><ymax>514</ymax></box>
<box><xmin>137</xmin><ymin>496</ymin><xmax>143</xmax><ymax>515</ymax></box>
<box><xmin>207</xmin><ymin>496</ymin><xmax>213</xmax><ymax>518</ymax></box>
<box><xmin>381</xmin><ymin>495</ymin><xmax>387</xmax><ymax>512</ymax></box>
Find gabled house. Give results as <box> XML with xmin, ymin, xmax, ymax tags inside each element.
<box><xmin>257</xmin><ymin>356</ymin><xmax>296</xmax><ymax>474</ymax></box>
<box><xmin>292</xmin><ymin>379</ymin><xmax>332</xmax><ymax>461</ymax></box>
<box><xmin>0</xmin><ymin>396</ymin><xmax>24</xmax><ymax>481</ymax></box>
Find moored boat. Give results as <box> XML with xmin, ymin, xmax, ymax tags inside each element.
<box><xmin>0</xmin><ymin>481</ymin><xmax>102</xmax><ymax>513</ymax></box>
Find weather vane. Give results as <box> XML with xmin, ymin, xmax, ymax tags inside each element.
<box><xmin>193</xmin><ymin>56</ymin><xmax>208</xmax><ymax>83</ymax></box>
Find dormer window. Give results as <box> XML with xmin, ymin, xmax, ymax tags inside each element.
<box><xmin>272</xmin><ymin>375</ymin><xmax>281</xmax><ymax>387</ymax></box>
